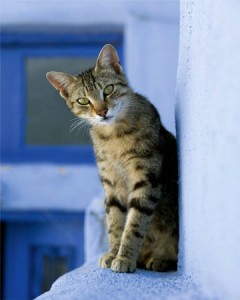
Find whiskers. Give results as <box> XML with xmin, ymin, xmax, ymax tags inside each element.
<box><xmin>69</xmin><ymin>117</ymin><xmax>92</xmax><ymax>136</ymax></box>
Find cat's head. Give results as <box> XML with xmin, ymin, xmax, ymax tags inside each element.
<box><xmin>46</xmin><ymin>44</ymin><xmax>130</xmax><ymax>126</ymax></box>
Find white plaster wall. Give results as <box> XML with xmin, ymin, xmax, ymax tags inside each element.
<box><xmin>0</xmin><ymin>0</ymin><xmax>178</xmax><ymax>27</ymax></box>
<box><xmin>126</xmin><ymin>11</ymin><xmax>179</xmax><ymax>133</ymax></box>
<box><xmin>0</xmin><ymin>164</ymin><xmax>101</xmax><ymax>210</ymax></box>
<box><xmin>0</xmin><ymin>0</ymin><xmax>126</xmax><ymax>26</ymax></box>
<box><xmin>176</xmin><ymin>1</ymin><xmax>240</xmax><ymax>298</ymax></box>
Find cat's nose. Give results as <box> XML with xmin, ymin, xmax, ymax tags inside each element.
<box><xmin>97</xmin><ymin>109</ymin><xmax>108</xmax><ymax>117</ymax></box>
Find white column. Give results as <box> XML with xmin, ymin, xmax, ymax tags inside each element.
<box><xmin>176</xmin><ymin>1</ymin><xmax>240</xmax><ymax>298</ymax></box>
<box><xmin>125</xmin><ymin>1</ymin><xmax>179</xmax><ymax>134</ymax></box>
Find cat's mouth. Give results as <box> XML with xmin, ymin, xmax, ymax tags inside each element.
<box><xmin>95</xmin><ymin>107</ymin><xmax>117</xmax><ymax>125</ymax></box>
<box><xmin>98</xmin><ymin>115</ymin><xmax>114</xmax><ymax>124</ymax></box>
<box><xmin>102</xmin><ymin>116</ymin><xmax>113</xmax><ymax>121</ymax></box>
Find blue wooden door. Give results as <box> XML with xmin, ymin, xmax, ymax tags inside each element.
<box><xmin>2</xmin><ymin>211</ymin><xmax>84</xmax><ymax>300</ymax></box>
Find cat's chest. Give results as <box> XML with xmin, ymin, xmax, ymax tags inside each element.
<box><xmin>95</xmin><ymin>139</ymin><xmax>131</xmax><ymax>188</ymax></box>
<box><xmin>92</xmin><ymin>127</ymin><xmax>136</xmax><ymax>161</ymax></box>
<box><xmin>95</xmin><ymin>137</ymin><xmax>129</xmax><ymax>161</ymax></box>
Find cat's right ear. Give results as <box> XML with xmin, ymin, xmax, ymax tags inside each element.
<box><xmin>95</xmin><ymin>44</ymin><xmax>123</xmax><ymax>74</ymax></box>
<box><xmin>46</xmin><ymin>71</ymin><xmax>74</xmax><ymax>99</ymax></box>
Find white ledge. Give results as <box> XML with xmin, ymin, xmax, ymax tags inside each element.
<box><xmin>35</xmin><ymin>259</ymin><xmax>202</xmax><ymax>300</ymax></box>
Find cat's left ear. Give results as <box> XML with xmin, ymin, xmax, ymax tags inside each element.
<box><xmin>46</xmin><ymin>71</ymin><xmax>75</xmax><ymax>99</ymax></box>
<box><xmin>95</xmin><ymin>44</ymin><xmax>123</xmax><ymax>74</ymax></box>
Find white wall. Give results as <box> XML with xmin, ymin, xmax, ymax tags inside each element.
<box><xmin>176</xmin><ymin>0</ymin><xmax>240</xmax><ymax>298</ymax></box>
<box><xmin>1</xmin><ymin>1</ymin><xmax>179</xmax><ymax>210</ymax></box>
<box><xmin>1</xmin><ymin>165</ymin><xmax>101</xmax><ymax>210</ymax></box>
<box><xmin>0</xmin><ymin>1</ymin><xmax>178</xmax><ymax>27</ymax></box>
<box><xmin>0</xmin><ymin>0</ymin><xmax>125</xmax><ymax>26</ymax></box>
<box><xmin>126</xmin><ymin>9</ymin><xmax>179</xmax><ymax>133</ymax></box>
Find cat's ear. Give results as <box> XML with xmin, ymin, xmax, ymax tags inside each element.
<box><xmin>46</xmin><ymin>71</ymin><xmax>75</xmax><ymax>98</ymax></box>
<box><xmin>95</xmin><ymin>44</ymin><xmax>123</xmax><ymax>74</ymax></box>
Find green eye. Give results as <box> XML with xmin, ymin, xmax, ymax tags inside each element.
<box><xmin>103</xmin><ymin>84</ymin><xmax>114</xmax><ymax>96</ymax></box>
<box><xmin>77</xmin><ymin>98</ymin><xmax>90</xmax><ymax>105</ymax></box>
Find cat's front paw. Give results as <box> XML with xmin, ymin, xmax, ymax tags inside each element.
<box><xmin>99</xmin><ymin>253</ymin><xmax>115</xmax><ymax>268</ymax></box>
<box><xmin>111</xmin><ymin>257</ymin><xmax>136</xmax><ymax>273</ymax></box>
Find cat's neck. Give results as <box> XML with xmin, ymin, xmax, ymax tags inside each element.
<box><xmin>91</xmin><ymin>118</ymin><xmax>137</xmax><ymax>140</ymax></box>
<box><xmin>91</xmin><ymin>93</ymin><xmax>161</xmax><ymax>141</ymax></box>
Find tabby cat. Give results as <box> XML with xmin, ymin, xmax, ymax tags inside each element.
<box><xmin>46</xmin><ymin>44</ymin><xmax>178</xmax><ymax>273</ymax></box>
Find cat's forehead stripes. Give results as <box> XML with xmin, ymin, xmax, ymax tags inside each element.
<box><xmin>80</xmin><ymin>69</ymin><xmax>97</xmax><ymax>91</ymax></box>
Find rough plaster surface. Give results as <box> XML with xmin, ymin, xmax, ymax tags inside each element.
<box><xmin>176</xmin><ymin>0</ymin><xmax>240</xmax><ymax>298</ymax></box>
<box><xmin>0</xmin><ymin>164</ymin><xmax>101</xmax><ymax>210</ymax></box>
<box><xmin>35</xmin><ymin>260</ymin><xmax>200</xmax><ymax>300</ymax></box>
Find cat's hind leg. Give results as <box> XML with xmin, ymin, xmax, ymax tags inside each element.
<box><xmin>138</xmin><ymin>230</ymin><xmax>178</xmax><ymax>272</ymax></box>
<box><xmin>143</xmin><ymin>257</ymin><xmax>177</xmax><ymax>272</ymax></box>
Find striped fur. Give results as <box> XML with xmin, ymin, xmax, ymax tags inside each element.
<box><xmin>47</xmin><ymin>44</ymin><xmax>178</xmax><ymax>273</ymax></box>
